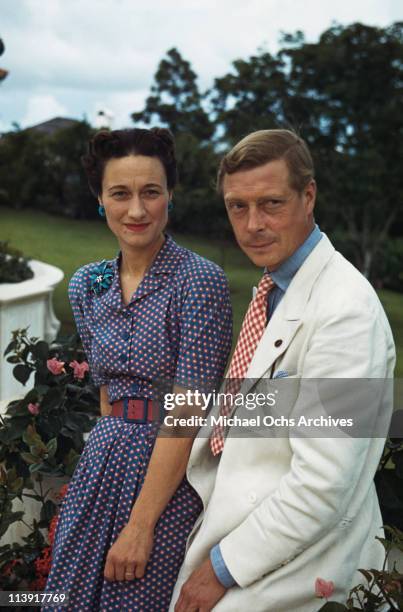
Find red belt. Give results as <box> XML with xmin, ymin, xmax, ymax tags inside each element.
<box><xmin>111</xmin><ymin>398</ymin><xmax>156</xmax><ymax>423</ymax></box>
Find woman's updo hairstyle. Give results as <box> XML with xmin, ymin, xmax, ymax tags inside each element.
<box><xmin>81</xmin><ymin>127</ymin><xmax>178</xmax><ymax>197</ymax></box>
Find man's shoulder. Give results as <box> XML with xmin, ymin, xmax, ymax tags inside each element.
<box><xmin>317</xmin><ymin>248</ymin><xmax>380</xmax><ymax>309</ymax></box>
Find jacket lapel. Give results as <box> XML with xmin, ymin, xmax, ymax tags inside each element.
<box><xmin>238</xmin><ymin>234</ymin><xmax>335</xmax><ymax>394</ymax></box>
<box><xmin>190</xmin><ymin>235</ymin><xmax>335</xmax><ymax>464</ymax></box>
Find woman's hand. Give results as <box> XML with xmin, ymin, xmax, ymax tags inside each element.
<box><xmin>104</xmin><ymin>523</ymin><xmax>154</xmax><ymax>581</ymax></box>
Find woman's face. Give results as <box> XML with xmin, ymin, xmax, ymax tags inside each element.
<box><xmin>100</xmin><ymin>154</ymin><xmax>171</xmax><ymax>253</ymax></box>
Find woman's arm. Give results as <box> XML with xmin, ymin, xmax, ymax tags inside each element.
<box><xmin>100</xmin><ymin>385</ymin><xmax>112</xmax><ymax>416</ymax></box>
<box><xmin>104</xmin><ymin>264</ymin><xmax>233</xmax><ymax>582</ymax></box>
<box><xmin>103</xmin><ymin>389</ymin><xmax>200</xmax><ymax>582</ymax></box>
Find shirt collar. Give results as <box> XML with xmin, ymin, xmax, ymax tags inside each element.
<box><xmin>268</xmin><ymin>224</ymin><xmax>322</xmax><ymax>292</ymax></box>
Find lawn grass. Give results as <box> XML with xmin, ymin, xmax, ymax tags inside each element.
<box><xmin>2</xmin><ymin>206</ymin><xmax>402</xmax><ymax>375</ymax></box>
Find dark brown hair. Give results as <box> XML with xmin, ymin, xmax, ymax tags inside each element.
<box><xmin>217</xmin><ymin>129</ymin><xmax>314</xmax><ymax>194</ymax></box>
<box><xmin>81</xmin><ymin>127</ymin><xmax>178</xmax><ymax>196</ymax></box>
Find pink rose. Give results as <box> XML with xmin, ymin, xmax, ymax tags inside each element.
<box><xmin>315</xmin><ymin>578</ymin><xmax>335</xmax><ymax>599</ymax></box>
<box><xmin>28</xmin><ymin>402</ymin><xmax>40</xmax><ymax>415</ymax></box>
<box><xmin>47</xmin><ymin>358</ymin><xmax>66</xmax><ymax>375</ymax></box>
<box><xmin>69</xmin><ymin>360</ymin><xmax>89</xmax><ymax>380</ymax></box>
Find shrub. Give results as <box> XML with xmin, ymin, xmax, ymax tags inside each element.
<box><xmin>0</xmin><ymin>329</ymin><xmax>99</xmax><ymax>590</ymax></box>
<box><xmin>0</xmin><ymin>241</ymin><xmax>33</xmax><ymax>284</ymax></box>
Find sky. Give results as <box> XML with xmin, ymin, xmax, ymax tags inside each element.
<box><xmin>1</xmin><ymin>0</ymin><xmax>402</xmax><ymax>132</ymax></box>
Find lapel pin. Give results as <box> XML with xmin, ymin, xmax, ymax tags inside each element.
<box><xmin>274</xmin><ymin>339</ymin><xmax>283</xmax><ymax>347</ymax></box>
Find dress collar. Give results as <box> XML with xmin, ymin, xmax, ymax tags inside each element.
<box><xmin>98</xmin><ymin>234</ymin><xmax>186</xmax><ymax>310</ymax></box>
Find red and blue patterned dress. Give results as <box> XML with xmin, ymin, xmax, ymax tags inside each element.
<box><xmin>44</xmin><ymin>235</ymin><xmax>232</xmax><ymax>611</ymax></box>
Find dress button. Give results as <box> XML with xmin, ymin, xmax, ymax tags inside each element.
<box><xmin>119</xmin><ymin>354</ymin><xmax>128</xmax><ymax>363</ymax></box>
<box><xmin>121</xmin><ymin>331</ymin><xmax>130</xmax><ymax>341</ymax></box>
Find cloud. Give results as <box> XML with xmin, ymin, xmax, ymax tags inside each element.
<box><xmin>0</xmin><ymin>0</ymin><xmax>402</xmax><ymax>130</ymax></box>
<box><xmin>89</xmin><ymin>89</ymin><xmax>151</xmax><ymax>128</ymax></box>
<box><xmin>21</xmin><ymin>94</ymin><xmax>68</xmax><ymax>127</ymax></box>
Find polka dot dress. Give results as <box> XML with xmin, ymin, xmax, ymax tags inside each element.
<box><xmin>44</xmin><ymin>235</ymin><xmax>233</xmax><ymax>611</ymax></box>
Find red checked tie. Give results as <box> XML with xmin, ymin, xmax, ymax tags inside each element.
<box><xmin>210</xmin><ymin>273</ymin><xmax>275</xmax><ymax>455</ymax></box>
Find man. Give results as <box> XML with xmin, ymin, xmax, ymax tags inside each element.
<box><xmin>170</xmin><ymin>129</ymin><xmax>395</xmax><ymax>611</ymax></box>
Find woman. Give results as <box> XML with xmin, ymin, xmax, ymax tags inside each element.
<box><xmin>44</xmin><ymin>127</ymin><xmax>232</xmax><ymax>610</ymax></box>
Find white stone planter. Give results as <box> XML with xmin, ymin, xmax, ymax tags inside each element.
<box><xmin>0</xmin><ymin>260</ymin><xmax>64</xmax><ymax>401</ymax></box>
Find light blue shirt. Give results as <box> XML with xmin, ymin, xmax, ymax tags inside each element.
<box><xmin>210</xmin><ymin>224</ymin><xmax>323</xmax><ymax>589</ymax></box>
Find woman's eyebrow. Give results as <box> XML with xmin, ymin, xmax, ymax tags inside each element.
<box><xmin>106</xmin><ymin>184</ymin><xmax>128</xmax><ymax>191</ymax></box>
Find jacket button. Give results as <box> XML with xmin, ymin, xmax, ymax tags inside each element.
<box><xmin>274</xmin><ymin>339</ymin><xmax>283</xmax><ymax>347</ymax></box>
<box><xmin>248</xmin><ymin>491</ymin><xmax>257</xmax><ymax>504</ymax></box>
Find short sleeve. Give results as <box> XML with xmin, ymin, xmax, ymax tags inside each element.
<box><xmin>68</xmin><ymin>267</ymin><xmax>108</xmax><ymax>387</ymax></box>
<box><xmin>174</xmin><ymin>262</ymin><xmax>232</xmax><ymax>391</ymax></box>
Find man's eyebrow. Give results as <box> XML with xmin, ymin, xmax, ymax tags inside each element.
<box><xmin>256</xmin><ymin>195</ymin><xmax>286</xmax><ymax>203</ymax></box>
<box><xmin>224</xmin><ymin>196</ymin><xmax>246</xmax><ymax>204</ymax></box>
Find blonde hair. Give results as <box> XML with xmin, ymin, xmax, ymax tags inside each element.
<box><xmin>217</xmin><ymin>129</ymin><xmax>314</xmax><ymax>194</ymax></box>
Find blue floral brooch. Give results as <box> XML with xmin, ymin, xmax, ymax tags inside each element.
<box><xmin>90</xmin><ymin>260</ymin><xmax>114</xmax><ymax>296</ymax></box>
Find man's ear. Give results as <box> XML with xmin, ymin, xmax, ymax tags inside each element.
<box><xmin>304</xmin><ymin>179</ymin><xmax>316</xmax><ymax>215</ymax></box>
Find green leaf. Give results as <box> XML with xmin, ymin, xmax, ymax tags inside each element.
<box><xmin>23</xmin><ymin>389</ymin><xmax>39</xmax><ymax>404</ymax></box>
<box><xmin>41</xmin><ymin>387</ymin><xmax>63</xmax><ymax>410</ymax></box>
<box><xmin>30</xmin><ymin>444</ymin><xmax>47</xmax><ymax>458</ymax></box>
<box><xmin>12</xmin><ymin>364</ymin><xmax>32</xmax><ymax>385</ymax></box>
<box><xmin>357</xmin><ymin>569</ymin><xmax>374</xmax><ymax>583</ymax></box>
<box><xmin>22</xmin><ymin>424</ymin><xmax>46</xmax><ymax>450</ymax></box>
<box><xmin>20</xmin><ymin>452</ymin><xmax>39</xmax><ymax>465</ymax></box>
<box><xmin>35</xmin><ymin>384</ymin><xmax>50</xmax><ymax>396</ymax></box>
<box><xmin>9</xmin><ymin>477</ymin><xmax>24</xmax><ymax>494</ymax></box>
<box><xmin>64</xmin><ymin>411</ymin><xmax>90</xmax><ymax>432</ymax></box>
<box><xmin>375</xmin><ymin>470</ymin><xmax>403</xmax><ymax>509</ymax></box>
<box><xmin>316</xmin><ymin>603</ymin><xmax>348</xmax><ymax>611</ymax></box>
<box><xmin>22</xmin><ymin>492</ymin><xmax>43</xmax><ymax>502</ymax></box>
<box><xmin>31</xmin><ymin>340</ymin><xmax>49</xmax><ymax>361</ymax></box>
<box><xmin>393</xmin><ymin>450</ymin><xmax>403</xmax><ymax>479</ymax></box>
<box><xmin>46</xmin><ymin>438</ymin><xmax>57</xmax><ymax>458</ymax></box>
<box><xmin>6</xmin><ymin>417</ymin><xmax>32</xmax><ymax>440</ymax></box>
<box><xmin>3</xmin><ymin>339</ymin><xmax>17</xmax><ymax>356</ymax></box>
<box><xmin>7</xmin><ymin>355</ymin><xmax>20</xmax><ymax>364</ymax></box>
<box><xmin>40</xmin><ymin>499</ymin><xmax>57</xmax><ymax>525</ymax></box>
<box><xmin>28</xmin><ymin>462</ymin><xmax>47</xmax><ymax>473</ymax></box>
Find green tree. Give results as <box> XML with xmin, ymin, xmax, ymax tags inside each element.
<box><xmin>45</xmin><ymin>121</ymin><xmax>97</xmax><ymax>219</ymax></box>
<box><xmin>0</xmin><ymin>121</ymin><xmax>96</xmax><ymax>219</ymax></box>
<box><xmin>0</xmin><ymin>37</ymin><xmax>8</xmax><ymax>83</ymax></box>
<box><xmin>210</xmin><ymin>23</ymin><xmax>403</xmax><ymax>279</ymax></box>
<box><xmin>281</xmin><ymin>22</ymin><xmax>403</xmax><ymax>278</ymax></box>
<box><xmin>209</xmin><ymin>51</ymin><xmax>289</xmax><ymax>146</ymax></box>
<box><xmin>132</xmin><ymin>48</ymin><xmax>227</xmax><ymax>236</ymax></box>
<box><xmin>132</xmin><ymin>47</ymin><xmax>213</xmax><ymax>141</ymax></box>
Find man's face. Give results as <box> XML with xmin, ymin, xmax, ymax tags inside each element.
<box><xmin>222</xmin><ymin>159</ymin><xmax>316</xmax><ymax>270</ymax></box>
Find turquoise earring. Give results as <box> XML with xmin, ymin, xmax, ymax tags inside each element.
<box><xmin>98</xmin><ymin>204</ymin><xmax>106</xmax><ymax>217</ymax></box>
<box><xmin>168</xmin><ymin>200</ymin><xmax>174</xmax><ymax>212</ymax></box>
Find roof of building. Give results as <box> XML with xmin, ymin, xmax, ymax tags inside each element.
<box><xmin>27</xmin><ymin>116</ymin><xmax>80</xmax><ymax>135</ymax></box>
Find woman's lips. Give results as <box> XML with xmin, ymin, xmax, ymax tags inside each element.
<box><xmin>124</xmin><ymin>223</ymin><xmax>150</xmax><ymax>232</ymax></box>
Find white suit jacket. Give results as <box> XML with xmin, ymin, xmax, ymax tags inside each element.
<box><xmin>170</xmin><ymin>235</ymin><xmax>395</xmax><ymax>612</ymax></box>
